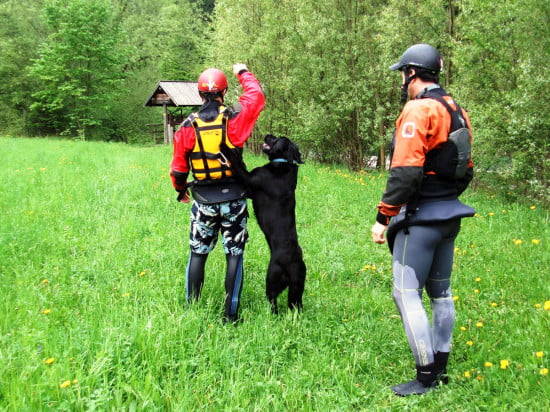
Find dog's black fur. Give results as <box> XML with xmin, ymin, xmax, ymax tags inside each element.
<box><xmin>221</xmin><ymin>134</ymin><xmax>306</xmax><ymax>314</ymax></box>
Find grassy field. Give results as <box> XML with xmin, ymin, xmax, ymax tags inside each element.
<box><xmin>0</xmin><ymin>136</ymin><xmax>548</xmax><ymax>411</ymax></box>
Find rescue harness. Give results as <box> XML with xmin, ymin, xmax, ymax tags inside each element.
<box><xmin>189</xmin><ymin>107</ymin><xmax>237</xmax><ymax>181</ymax></box>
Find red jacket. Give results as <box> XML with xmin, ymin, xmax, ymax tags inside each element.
<box><xmin>376</xmin><ymin>88</ymin><xmax>473</xmax><ymax>225</ymax></box>
<box><xmin>170</xmin><ymin>71</ymin><xmax>265</xmax><ymax>191</ymax></box>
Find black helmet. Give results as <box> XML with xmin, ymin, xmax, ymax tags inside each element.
<box><xmin>390</xmin><ymin>44</ymin><xmax>442</xmax><ymax>73</ymax></box>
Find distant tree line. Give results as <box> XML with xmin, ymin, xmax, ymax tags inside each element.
<box><xmin>0</xmin><ymin>0</ymin><xmax>548</xmax><ymax>202</ymax></box>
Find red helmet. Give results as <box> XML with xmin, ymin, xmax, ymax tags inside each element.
<box><xmin>197</xmin><ymin>68</ymin><xmax>228</xmax><ymax>92</ymax></box>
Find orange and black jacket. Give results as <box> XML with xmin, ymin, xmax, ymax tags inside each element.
<box><xmin>376</xmin><ymin>87</ymin><xmax>473</xmax><ymax>225</ymax></box>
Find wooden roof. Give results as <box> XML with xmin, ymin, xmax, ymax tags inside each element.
<box><xmin>144</xmin><ymin>81</ymin><xmax>202</xmax><ymax>107</ymax></box>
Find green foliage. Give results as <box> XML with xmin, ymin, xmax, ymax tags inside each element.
<box><xmin>28</xmin><ymin>0</ymin><xmax>126</xmax><ymax>139</ymax></box>
<box><xmin>0</xmin><ymin>137</ymin><xmax>548</xmax><ymax>410</ymax></box>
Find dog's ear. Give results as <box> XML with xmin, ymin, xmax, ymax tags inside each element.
<box><xmin>286</xmin><ymin>140</ymin><xmax>304</xmax><ymax>164</ymax></box>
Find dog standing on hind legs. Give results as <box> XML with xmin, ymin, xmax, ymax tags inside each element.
<box><xmin>221</xmin><ymin>134</ymin><xmax>307</xmax><ymax>314</ymax></box>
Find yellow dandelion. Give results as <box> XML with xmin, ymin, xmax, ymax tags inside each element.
<box><xmin>138</xmin><ymin>270</ymin><xmax>147</xmax><ymax>277</ymax></box>
<box><xmin>502</xmin><ymin>209</ymin><xmax>506</xmax><ymax>213</ymax></box>
<box><xmin>41</xmin><ymin>279</ymin><xmax>49</xmax><ymax>285</ymax></box>
<box><xmin>466</xmin><ymin>341</ymin><xmax>474</xmax><ymax>346</ymax></box>
<box><xmin>44</xmin><ymin>358</ymin><xmax>55</xmax><ymax>365</ymax></box>
<box><xmin>514</xmin><ymin>239</ymin><xmax>523</xmax><ymax>245</ymax></box>
<box><xmin>343</xmin><ymin>318</ymin><xmax>349</xmax><ymax>322</ymax></box>
<box><xmin>476</xmin><ymin>322</ymin><xmax>483</xmax><ymax>328</ymax></box>
<box><xmin>453</xmin><ymin>296</ymin><xmax>460</xmax><ymax>302</ymax></box>
<box><xmin>475</xmin><ymin>277</ymin><xmax>481</xmax><ymax>282</ymax></box>
<box><xmin>72</xmin><ymin>379</ymin><xmax>78</xmax><ymax>384</ymax></box>
<box><xmin>484</xmin><ymin>362</ymin><xmax>493</xmax><ymax>367</ymax></box>
<box><xmin>532</xmin><ymin>239</ymin><xmax>540</xmax><ymax>245</ymax></box>
<box><xmin>474</xmin><ymin>289</ymin><xmax>480</xmax><ymax>294</ymax></box>
<box><xmin>490</xmin><ymin>302</ymin><xmax>498</xmax><ymax>307</ymax></box>
<box><xmin>541</xmin><ymin>368</ymin><xmax>548</xmax><ymax>376</ymax></box>
<box><xmin>500</xmin><ymin>359</ymin><xmax>510</xmax><ymax>370</ymax></box>
<box><xmin>42</xmin><ymin>309</ymin><xmax>51</xmax><ymax>315</ymax></box>
<box><xmin>477</xmin><ymin>375</ymin><xmax>483</xmax><ymax>381</ymax></box>
<box><xmin>535</xmin><ymin>303</ymin><xmax>542</xmax><ymax>309</ymax></box>
<box><xmin>488</xmin><ymin>212</ymin><xmax>495</xmax><ymax>216</ymax></box>
<box><xmin>60</xmin><ymin>380</ymin><xmax>71</xmax><ymax>388</ymax></box>
<box><xmin>464</xmin><ymin>371</ymin><xmax>471</xmax><ymax>378</ymax></box>
<box><xmin>536</xmin><ymin>351</ymin><xmax>544</xmax><ymax>358</ymax></box>
<box><xmin>530</xmin><ymin>205</ymin><xmax>536</xmax><ymax>210</ymax></box>
<box><xmin>544</xmin><ymin>301</ymin><xmax>550</xmax><ymax>311</ymax></box>
<box><xmin>460</xmin><ymin>326</ymin><xmax>467</xmax><ymax>331</ymax></box>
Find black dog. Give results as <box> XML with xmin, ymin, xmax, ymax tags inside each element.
<box><xmin>221</xmin><ymin>134</ymin><xmax>307</xmax><ymax>314</ymax></box>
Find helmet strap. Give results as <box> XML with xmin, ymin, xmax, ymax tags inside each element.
<box><xmin>400</xmin><ymin>66</ymin><xmax>417</xmax><ymax>103</ymax></box>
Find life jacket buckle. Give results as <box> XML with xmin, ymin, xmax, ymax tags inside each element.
<box><xmin>218</xmin><ymin>151</ymin><xmax>230</xmax><ymax>167</ymax></box>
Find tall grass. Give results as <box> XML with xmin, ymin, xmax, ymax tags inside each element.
<box><xmin>0</xmin><ymin>137</ymin><xmax>548</xmax><ymax>411</ymax></box>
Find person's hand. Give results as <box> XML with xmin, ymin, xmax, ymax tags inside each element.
<box><xmin>233</xmin><ymin>63</ymin><xmax>248</xmax><ymax>76</ymax></box>
<box><xmin>371</xmin><ymin>222</ymin><xmax>387</xmax><ymax>244</ymax></box>
<box><xmin>177</xmin><ymin>189</ymin><xmax>190</xmax><ymax>203</ymax></box>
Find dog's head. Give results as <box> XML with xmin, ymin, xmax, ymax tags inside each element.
<box><xmin>262</xmin><ymin>134</ymin><xmax>304</xmax><ymax>165</ymax></box>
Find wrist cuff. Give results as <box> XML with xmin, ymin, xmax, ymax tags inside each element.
<box><xmin>376</xmin><ymin>212</ymin><xmax>391</xmax><ymax>226</ymax></box>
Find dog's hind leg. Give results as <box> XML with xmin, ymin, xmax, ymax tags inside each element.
<box><xmin>266</xmin><ymin>261</ymin><xmax>288</xmax><ymax>315</ymax></box>
<box><xmin>287</xmin><ymin>261</ymin><xmax>306</xmax><ymax>311</ymax></box>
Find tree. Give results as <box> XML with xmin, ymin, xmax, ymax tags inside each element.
<box><xmin>29</xmin><ymin>0</ymin><xmax>126</xmax><ymax>139</ymax></box>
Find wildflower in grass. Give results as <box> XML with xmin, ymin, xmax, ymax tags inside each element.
<box><xmin>42</xmin><ymin>309</ymin><xmax>51</xmax><ymax>315</ymax></box>
<box><xmin>536</xmin><ymin>351</ymin><xmax>544</xmax><ymax>358</ymax></box>
<box><xmin>464</xmin><ymin>371</ymin><xmax>471</xmax><ymax>378</ymax></box>
<box><xmin>41</xmin><ymin>279</ymin><xmax>49</xmax><ymax>285</ymax></box>
<box><xmin>121</xmin><ymin>292</ymin><xmax>130</xmax><ymax>298</ymax></box>
<box><xmin>500</xmin><ymin>359</ymin><xmax>510</xmax><ymax>370</ymax></box>
<box><xmin>502</xmin><ymin>209</ymin><xmax>506</xmax><ymax>213</ymax></box>
<box><xmin>490</xmin><ymin>302</ymin><xmax>498</xmax><ymax>307</ymax></box>
<box><xmin>474</xmin><ymin>289</ymin><xmax>480</xmax><ymax>294</ymax></box>
<box><xmin>532</xmin><ymin>239</ymin><xmax>540</xmax><ymax>245</ymax></box>
<box><xmin>484</xmin><ymin>362</ymin><xmax>493</xmax><ymax>367</ymax></box>
<box><xmin>513</xmin><ymin>239</ymin><xmax>523</xmax><ymax>245</ymax></box>
<box><xmin>541</xmin><ymin>368</ymin><xmax>548</xmax><ymax>376</ymax></box>
<box><xmin>60</xmin><ymin>380</ymin><xmax>71</xmax><ymax>388</ymax></box>
<box><xmin>475</xmin><ymin>277</ymin><xmax>481</xmax><ymax>282</ymax></box>
<box><xmin>453</xmin><ymin>296</ymin><xmax>460</xmax><ymax>302</ymax></box>
<box><xmin>476</xmin><ymin>322</ymin><xmax>483</xmax><ymax>328</ymax></box>
<box><xmin>530</xmin><ymin>205</ymin><xmax>536</xmax><ymax>210</ymax></box>
<box><xmin>488</xmin><ymin>212</ymin><xmax>494</xmax><ymax>216</ymax></box>
<box><xmin>138</xmin><ymin>270</ymin><xmax>147</xmax><ymax>277</ymax></box>
<box><xmin>544</xmin><ymin>300</ymin><xmax>550</xmax><ymax>311</ymax></box>
<box><xmin>44</xmin><ymin>358</ymin><xmax>55</xmax><ymax>365</ymax></box>
<box><xmin>466</xmin><ymin>341</ymin><xmax>474</xmax><ymax>346</ymax></box>
<box><xmin>460</xmin><ymin>326</ymin><xmax>467</xmax><ymax>331</ymax></box>
<box><xmin>477</xmin><ymin>375</ymin><xmax>483</xmax><ymax>381</ymax></box>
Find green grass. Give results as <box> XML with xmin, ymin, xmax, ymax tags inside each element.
<box><xmin>0</xmin><ymin>136</ymin><xmax>548</xmax><ymax>411</ymax></box>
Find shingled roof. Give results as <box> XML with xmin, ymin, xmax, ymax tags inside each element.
<box><xmin>144</xmin><ymin>81</ymin><xmax>202</xmax><ymax>107</ymax></box>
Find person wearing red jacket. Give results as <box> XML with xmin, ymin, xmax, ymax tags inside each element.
<box><xmin>371</xmin><ymin>44</ymin><xmax>475</xmax><ymax>395</ymax></box>
<box><xmin>170</xmin><ymin>64</ymin><xmax>265</xmax><ymax>323</ymax></box>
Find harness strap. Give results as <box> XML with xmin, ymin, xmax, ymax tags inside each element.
<box><xmin>190</xmin><ymin>111</ymin><xmax>231</xmax><ymax>180</ymax></box>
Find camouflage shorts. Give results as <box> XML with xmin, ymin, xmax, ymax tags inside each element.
<box><xmin>189</xmin><ymin>199</ymin><xmax>249</xmax><ymax>255</ymax></box>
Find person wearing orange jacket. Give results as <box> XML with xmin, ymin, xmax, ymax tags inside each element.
<box><xmin>171</xmin><ymin>64</ymin><xmax>265</xmax><ymax>323</ymax></box>
<box><xmin>371</xmin><ymin>44</ymin><xmax>475</xmax><ymax>396</ymax></box>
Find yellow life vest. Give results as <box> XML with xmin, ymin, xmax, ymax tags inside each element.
<box><xmin>189</xmin><ymin>107</ymin><xmax>236</xmax><ymax>181</ymax></box>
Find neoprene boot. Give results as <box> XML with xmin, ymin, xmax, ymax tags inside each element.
<box><xmin>223</xmin><ymin>254</ymin><xmax>244</xmax><ymax>323</ymax></box>
<box><xmin>186</xmin><ymin>252</ymin><xmax>207</xmax><ymax>302</ymax></box>
<box><xmin>434</xmin><ymin>351</ymin><xmax>450</xmax><ymax>384</ymax></box>
<box><xmin>391</xmin><ymin>364</ymin><xmax>438</xmax><ymax>396</ymax></box>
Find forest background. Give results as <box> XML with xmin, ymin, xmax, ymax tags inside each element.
<box><xmin>0</xmin><ymin>0</ymin><xmax>548</xmax><ymax>203</ymax></box>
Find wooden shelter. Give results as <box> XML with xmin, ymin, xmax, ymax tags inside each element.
<box><xmin>144</xmin><ymin>81</ymin><xmax>203</xmax><ymax>144</ymax></box>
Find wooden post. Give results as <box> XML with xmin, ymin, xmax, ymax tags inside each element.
<box><xmin>163</xmin><ymin>103</ymin><xmax>170</xmax><ymax>145</ymax></box>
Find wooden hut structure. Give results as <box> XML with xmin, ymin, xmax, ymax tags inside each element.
<box><xmin>144</xmin><ymin>81</ymin><xmax>202</xmax><ymax>144</ymax></box>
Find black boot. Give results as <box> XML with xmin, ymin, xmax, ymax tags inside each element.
<box><xmin>391</xmin><ymin>364</ymin><xmax>438</xmax><ymax>396</ymax></box>
<box><xmin>434</xmin><ymin>351</ymin><xmax>450</xmax><ymax>384</ymax></box>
